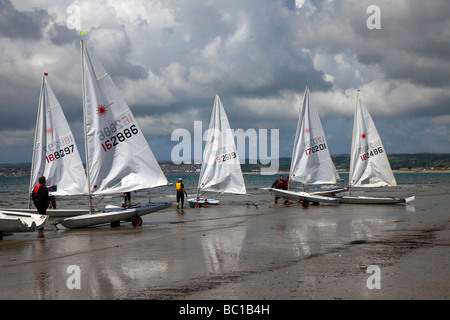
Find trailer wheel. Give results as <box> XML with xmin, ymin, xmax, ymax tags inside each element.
<box><xmin>132</xmin><ymin>216</ymin><xmax>143</xmax><ymax>226</ymax></box>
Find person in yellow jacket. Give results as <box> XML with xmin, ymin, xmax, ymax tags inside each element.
<box><xmin>176</xmin><ymin>178</ymin><xmax>188</xmax><ymax>209</ymax></box>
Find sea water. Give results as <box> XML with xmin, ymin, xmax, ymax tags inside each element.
<box><xmin>1</xmin><ymin>172</ymin><xmax>449</xmax><ymax>210</ymax></box>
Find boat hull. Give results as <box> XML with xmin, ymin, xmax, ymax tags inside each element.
<box><xmin>55</xmin><ymin>202</ymin><xmax>171</xmax><ymax>229</ymax></box>
<box><xmin>187</xmin><ymin>198</ymin><xmax>220</xmax><ymax>208</ymax></box>
<box><xmin>0</xmin><ymin>211</ymin><xmax>48</xmax><ymax>233</ymax></box>
<box><xmin>269</xmin><ymin>188</ymin><xmax>341</xmax><ymax>204</ymax></box>
<box><xmin>341</xmin><ymin>195</ymin><xmax>415</xmax><ymax>204</ymax></box>
<box><xmin>310</xmin><ymin>188</ymin><xmax>346</xmax><ymax>196</ymax></box>
<box><xmin>0</xmin><ymin>207</ymin><xmax>91</xmax><ymax>217</ymax></box>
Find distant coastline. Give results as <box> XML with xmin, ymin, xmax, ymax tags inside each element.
<box><xmin>1</xmin><ymin>153</ymin><xmax>450</xmax><ymax>177</ymax></box>
<box><xmin>391</xmin><ymin>169</ymin><xmax>450</xmax><ymax>174</ymax></box>
<box><xmin>242</xmin><ymin>169</ymin><xmax>450</xmax><ymax>175</ymax></box>
<box><xmin>1</xmin><ymin>169</ymin><xmax>449</xmax><ymax>178</ymax></box>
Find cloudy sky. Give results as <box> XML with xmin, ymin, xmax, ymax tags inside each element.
<box><xmin>1</xmin><ymin>0</ymin><xmax>449</xmax><ymax>165</ymax></box>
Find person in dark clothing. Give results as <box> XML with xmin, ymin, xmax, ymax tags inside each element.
<box><xmin>176</xmin><ymin>178</ymin><xmax>187</xmax><ymax>209</ymax></box>
<box><xmin>32</xmin><ymin>176</ymin><xmax>49</xmax><ymax>237</ymax></box>
<box><xmin>271</xmin><ymin>175</ymin><xmax>286</xmax><ymax>204</ymax></box>
<box><xmin>32</xmin><ymin>176</ymin><xmax>50</xmax><ymax>215</ymax></box>
<box><xmin>271</xmin><ymin>175</ymin><xmax>286</xmax><ymax>189</ymax></box>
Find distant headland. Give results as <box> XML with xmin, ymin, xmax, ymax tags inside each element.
<box><xmin>1</xmin><ymin>153</ymin><xmax>450</xmax><ymax>177</ymax></box>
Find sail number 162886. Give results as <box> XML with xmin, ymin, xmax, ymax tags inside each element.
<box><xmin>101</xmin><ymin>125</ymin><xmax>139</xmax><ymax>152</ymax></box>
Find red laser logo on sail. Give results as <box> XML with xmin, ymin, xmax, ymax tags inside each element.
<box><xmin>46</xmin><ymin>127</ymin><xmax>60</xmax><ymax>134</ymax></box>
<box><xmin>97</xmin><ymin>102</ymin><xmax>114</xmax><ymax>116</ymax></box>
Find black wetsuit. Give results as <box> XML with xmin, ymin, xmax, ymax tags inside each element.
<box><xmin>176</xmin><ymin>182</ymin><xmax>185</xmax><ymax>208</ymax></box>
<box><xmin>32</xmin><ymin>184</ymin><xmax>49</xmax><ymax>215</ymax></box>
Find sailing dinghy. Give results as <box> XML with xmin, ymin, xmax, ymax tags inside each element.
<box><xmin>0</xmin><ymin>210</ymin><xmax>48</xmax><ymax>239</ymax></box>
<box><xmin>187</xmin><ymin>94</ymin><xmax>247</xmax><ymax>208</ymax></box>
<box><xmin>341</xmin><ymin>92</ymin><xmax>414</xmax><ymax>204</ymax></box>
<box><xmin>0</xmin><ymin>74</ymin><xmax>91</xmax><ymax>217</ymax></box>
<box><xmin>269</xmin><ymin>87</ymin><xmax>343</xmax><ymax>205</ymax></box>
<box><xmin>55</xmin><ymin>40</ymin><xmax>170</xmax><ymax>229</ymax></box>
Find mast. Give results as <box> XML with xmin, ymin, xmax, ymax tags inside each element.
<box><xmin>348</xmin><ymin>91</ymin><xmax>360</xmax><ymax>195</ymax></box>
<box><xmin>28</xmin><ymin>74</ymin><xmax>46</xmax><ymax>208</ymax></box>
<box><xmin>81</xmin><ymin>40</ymin><xmax>93</xmax><ymax>213</ymax></box>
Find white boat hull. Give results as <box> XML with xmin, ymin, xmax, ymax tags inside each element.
<box><xmin>341</xmin><ymin>195</ymin><xmax>415</xmax><ymax>204</ymax></box>
<box><xmin>187</xmin><ymin>198</ymin><xmax>220</xmax><ymax>208</ymax></box>
<box><xmin>0</xmin><ymin>211</ymin><xmax>48</xmax><ymax>233</ymax></box>
<box><xmin>0</xmin><ymin>207</ymin><xmax>91</xmax><ymax>217</ymax></box>
<box><xmin>55</xmin><ymin>202</ymin><xmax>171</xmax><ymax>229</ymax></box>
<box><xmin>310</xmin><ymin>188</ymin><xmax>346</xmax><ymax>196</ymax></box>
<box><xmin>269</xmin><ymin>188</ymin><xmax>341</xmax><ymax>204</ymax></box>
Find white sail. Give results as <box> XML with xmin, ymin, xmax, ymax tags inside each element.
<box><xmin>289</xmin><ymin>87</ymin><xmax>340</xmax><ymax>185</ymax></box>
<box><xmin>348</xmin><ymin>94</ymin><xmax>397</xmax><ymax>187</ymax></box>
<box><xmin>197</xmin><ymin>94</ymin><xmax>246</xmax><ymax>194</ymax></box>
<box><xmin>30</xmin><ymin>75</ymin><xmax>88</xmax><ymax>197</ymax></box>
<box><xmin>81</xmin><ymin>41</ymin><xmax>168</xmax><ymax>195</ymax></box>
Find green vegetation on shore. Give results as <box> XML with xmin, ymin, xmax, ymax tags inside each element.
<box><xmin>1</xmin><ymin>153</ymin><xmax>450</xmax><ymax>177</ymax></box>
<box><xmin>240</xmin><ymin>153</ymin><xmax>450</xmax><ymax>172</ymax></box>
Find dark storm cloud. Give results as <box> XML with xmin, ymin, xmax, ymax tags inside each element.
<box><xmin>85</xmin><ymin>27</ymin><xmax>148</xmax><ymax>81</ymax></box>
<box><xmin>0</xmin><ymin>0</ymin><xmax>450</xmax><ymax>163</ymax></box>
<box><xmin>331</xmin><ymin>0</ymin><xmax>450</xmax><ymax>88</ymax></box>
<box><xmin>49</xmin><ymin>22</ymin><xmax>80</xmax><ymax>46</ymax></box>
<box><xmin>0</xmin><ymin>0</ymin><xmax>50</xmax><ymax>40</ymax></box>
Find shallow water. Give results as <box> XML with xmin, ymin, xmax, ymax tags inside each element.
<box><xmin>1</xmin><ymin>172</ymin><xmax>449</xmax><ymax>208</ymax></box>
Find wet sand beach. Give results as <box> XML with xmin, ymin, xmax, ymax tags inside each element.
<box><xmin>184</xmin><ymin>210</ymin><xmax>450</xmax><ymax>300</ymax></box>
<box><xmin>146</xmin><ymin>194</ymin><xmax>450</xmax><ymax>301</ymax></box>
<box><xmin>0</xmin><ymin>187</ymin><xmax>449</xmax><ymax>302</ymax></box>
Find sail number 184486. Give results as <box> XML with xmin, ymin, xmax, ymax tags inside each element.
<box><xmin>360</xmin><ymin>146</ymin><xmax>384</xmax><ymax>161</ymax></box>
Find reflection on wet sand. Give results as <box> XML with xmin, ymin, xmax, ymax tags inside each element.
<box><xmin>0</xmin><ymin>199</ymin><xmax>417</xmax><ymax>299</ymax></box>
<box><xmin>201</xmin><ymin>222</ymin><xmax>247</xmax><ymax>274</ymax></box>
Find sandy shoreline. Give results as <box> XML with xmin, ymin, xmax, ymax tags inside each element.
<box><xmin>1</xmin><ymin>187</ymin><xmax>448</xmax><ymax>303</ymax></box>
<box><xmin>138</xmin><ymin>194</ymin><xmax>450</xmax><ymax>301</ymax></box>
<box><xmin>177</xmin><ymin>219</ymin><xmax>449</xmax><ymax>300</ymax></box>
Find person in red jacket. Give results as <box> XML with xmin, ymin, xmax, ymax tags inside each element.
<box><xmin>32</xmin><ymin>176</ymin><xmax>49</xmax><ymax>237</ymax></box>
<box><xmin>32</xmin><ymin>176</ymin><xmax>49</xmax><ymax>215</ymax></box>
<box><xmin>271</xmin><ymin>175</ymin><xmax>286</xmax><ymax>203</ymax></box>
